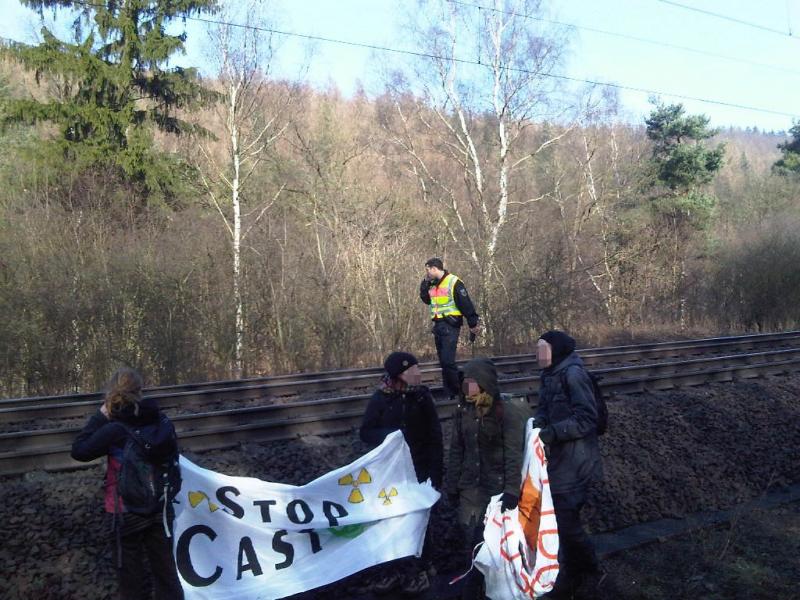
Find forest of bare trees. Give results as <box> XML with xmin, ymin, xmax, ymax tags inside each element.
<box><xmin>1</xmin><ymin>0</ymin><xmax>799</xmax><ymax>397</ymax></box>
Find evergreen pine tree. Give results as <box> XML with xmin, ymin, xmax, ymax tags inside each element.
<box><xmin>645</xmin><ymin>101</ymin><xmax>725</xmax><ymax>228</ymax></box>
<box><xmin>774</xmin><ymin>124</ymin><xmax>800</xmax><ymax>176</ymax></box>
<box><xmin>1</xmin><ymin>0</ymin><xmax>216</xmax><ymax>201</ymax></box>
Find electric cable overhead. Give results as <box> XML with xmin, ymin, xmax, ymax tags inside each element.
<box><xmin>28</xmin><ymin>0</ymin><xmax>800</xmax><ymax>121</ymax></box>
<box><xmin>656</xmin><ymin>0</ymin><xmax>797</xmax><ymax>39</ymax></box>
<box><xmin>446</xmin><ymin>0</ymin><xmax>800</xmax><ymax>77</ymax></box>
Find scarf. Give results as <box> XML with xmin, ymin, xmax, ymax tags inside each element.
<box><xmin>465</xmin><ymin>390</ymin><xmax>494</xmax><ymax>418</ymax></box>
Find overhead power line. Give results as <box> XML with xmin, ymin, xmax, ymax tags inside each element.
<box><xmin>34</xmin><ymin>0</ymin><xmax>800</xmax><ymax>121</ymax></box>
<box><xmin>656</xmin><ymin>0</ymin><xmax>798</xmax><ymax>39</ymax></box>
<box><xmin>446</xmin><ymin>0</ymin><xmax>800</xmax><ymax>77</ymax></box>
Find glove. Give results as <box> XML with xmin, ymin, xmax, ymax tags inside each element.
<box><xmin>500</xmin><ymin>492</ymin><xmax>518</xmax><ymax>512</ymax></box>
<box><xmin>538</xmin><ymin>426</ymin><xmax>556</xmax><ymax>445</ymax></box>
<box><xmin>531</xmin><ymin>417</ymin><xmax>548</xmax><ymax>430</ymax></box>
<box><xmin>447</xmin><ymin>492</ymin><xmax>460</xmax><ymax>508</ymax></box>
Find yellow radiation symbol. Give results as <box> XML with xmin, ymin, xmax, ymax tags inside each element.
<box><xmin>378</xmin><ymin>487</ymin><xmax>398</xmax><ymax>506</ymax></box>
<box><xmin>188</xmin><ymin>491</ymin><xmax>220</xmax><ymax>513</ymax></box>
<box><xmin>338</xmin><ymin>468</ymin><xmax>372</xmax><ymax>503</ymax></box>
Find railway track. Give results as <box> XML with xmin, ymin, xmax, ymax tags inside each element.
<box><xmin>1</xmin><ymin>331</ymin><xmax>800</xmax><ymax>476</ymax></box>
<box><xmin>2</xmin><ymin>330</ymin><xmax>799</xmax><ymax>423</ymax></box>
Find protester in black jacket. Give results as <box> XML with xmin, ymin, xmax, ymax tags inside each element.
<box><xmin>534</xmin><ymin>331</ymin><xmax>603</xmax><ymax>600</ymax></box>
<box><xmin>71</xmin><ymin>367</ymin><xmax>184</xmax><ymax>600</ymax></box>
<box><xmin>361</xmin><ymin>352</ymin><xmax>443</xmax><ymax>487</ymax></box>
<box><xmin>360</xmin><ymin>351</ymin><xmax>443</xmax><ymax>595</ymax></box>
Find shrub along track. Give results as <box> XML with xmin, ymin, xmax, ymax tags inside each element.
<box><xmin>1</xmin><ymin>336</ymin><xmax>799</xmax><ymax>598</ymax></box>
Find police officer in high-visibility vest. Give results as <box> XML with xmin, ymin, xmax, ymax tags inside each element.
<box><xmin>419</xmin><ymin>257</ymin><xmax>481</xmax><ymax>399</ymax></box>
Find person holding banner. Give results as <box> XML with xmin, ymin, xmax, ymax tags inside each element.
<box><xmin>71</xmin><ymin>367</ymin><xmax>184</xmax><ymax>600</ymax></box>
<box><xmin>446</xmin><ymin>357</ymin><xmax>529</xmax><ymax>600</ymax></box>
<box><xmin>534</xmin><ymin>331</ymin><xmax>604</xmax><ymax>600</ymax></box>
<box><xmin>360</xmin><ymin>351</ymin><xmax>444</xmax><ymax>595</ymax></box>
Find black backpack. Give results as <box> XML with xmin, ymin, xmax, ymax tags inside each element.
<box><xmin>117</xmin><ymin>418</ymin><xmax>182</xmax><ymax>519</ymax></box>
<box><xmin>560</xmin><ymin>367</ymin><xmax>608</xmax><ymax>436</ymax></box>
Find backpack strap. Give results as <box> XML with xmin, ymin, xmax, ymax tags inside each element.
<box><xmin>559</xmin><ymin>365</ymin><xmax>575</xmax><ymax>396</ymax></box>
<box><xmin>559</xmin><ymin>364</ymin><xmax>594</xmax><ymax>401</ymax></box>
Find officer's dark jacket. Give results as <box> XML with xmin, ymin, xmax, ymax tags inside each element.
<box><xmin>535</xmin><ymin>352</ymin><xmax>603</xmax><ymax>494</ymax></box>
<box><xmin>360</xmin><ymin>380</ymin><xmax>443</xmax><ymax>488</ymax></box>
<box><xmin>445</xmin><ymin>358</ymin><xmax>529</xmax><ymax>498</ymax></box>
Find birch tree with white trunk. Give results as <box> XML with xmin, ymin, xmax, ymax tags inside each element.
<box><xmin>197</xmin><ymin>0</ymin><xmax>295</xmax><ymax>377</ymax></box>
<box><xmin>383</xmin><ymin>0</ymin><xmax>573</xmax><ymax>336</ymax></box>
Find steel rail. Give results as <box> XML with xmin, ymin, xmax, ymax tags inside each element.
<box><xmin>3</xmin><ymin>339</ymin><xmax>800</xmax><ymax>425</ymax></box>
<box><xmin>1</xmin><ymin>349</ymin><xmax>798</xmax><ymax>476</ymax></box>
<box><xmin>2</xmin><ymin>330</ymin><xmax>800</xmax><ymax>422</ymax></box>
<box><xmin>5</xmin><ymin>345</ymin><xmax>798</xmax><ymax>451</ymax></box>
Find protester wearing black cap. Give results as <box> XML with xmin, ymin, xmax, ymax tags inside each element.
<box><xmin>534</xmin><ymin>331</ymin><xmax>604</xmax><ymax>599</ymax></box>
<box><xmin>360</xmin><ymin>351</ymin><xmax>443</xmax><ymax>595</ymax></box>
<box><xmin>419</xmin><ymin>257</ymin><xmax>481</xmax><ymax>400</ymax></box>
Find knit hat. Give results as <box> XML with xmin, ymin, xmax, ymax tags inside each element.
<box><xmin>539</xmin><ymin>330</ymin><xmax>576</xmax><ymax>368</ymax></box>
<box><xmin>384</xmin><ymin>351</ymin><xmax>419</xmax><ymax>378</ymax></box>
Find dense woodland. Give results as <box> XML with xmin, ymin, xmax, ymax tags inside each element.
<box><xmin>1</xmin><ymin>0</ymin><xmax>799</xmax><ymax>397</ymax></box>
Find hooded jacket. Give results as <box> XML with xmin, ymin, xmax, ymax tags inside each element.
<box><xmin>71</xmin><ymin>397</ymin><xmax>178</xmax><ymax>513</ymax></box>
<box><xmin>446</xmin><ymin>358</ymin><xmax>529</xmax><ymax>501</ymax></box>
<box><xmin>360</xmin><ymin>378</ymin><xmax>443</xmax><ymax>488</ymax></box>
<box><xmin>535</xmin><ymin>340</ymin><xmax>603</xmax><ymax>494</ymax></box>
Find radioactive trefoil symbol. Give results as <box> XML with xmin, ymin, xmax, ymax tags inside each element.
<box><xmin>188</xmin><ymin>490</ymin><xmax>220</xmax><ymax>513</ymax></box>
<box><xmin>378</xmin><ymin>487</ymin><xmax>398</xmax><ymax>505</ymax></box>
<box><xmin>338</xmin><ymin>468</ymin><xmax>372</xmax><ymax>503</ymax></box>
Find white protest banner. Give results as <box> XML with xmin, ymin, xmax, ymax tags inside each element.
<box><xmin>475</xmin><ymin>422</ymin><xmax>560</xmax><ymax>599</ymax></box>
<box><xmin>172</xmin><ymin>431</ymin><xmax>439</xmax><ymax>599</ymax></box>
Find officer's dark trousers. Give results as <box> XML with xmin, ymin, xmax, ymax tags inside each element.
<box><xmin>551</xmin><ymin>488</ymin><xmax>598</xmax><ymax>589</ymax></box>
<box><xmin>433</xmin><ymin>320</ymin><xmax>461</xmax><ymax>397</ymax></box>
<box><xmin>115</xmin><ymin>513</ymin><xmax>185</xmax><ymax>600</ymax></box>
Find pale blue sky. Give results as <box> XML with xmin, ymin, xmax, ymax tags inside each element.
<box><xmin>2</xmin><ymin>0</ymin><xmax>798</xmax><ymax>131</ymax></box>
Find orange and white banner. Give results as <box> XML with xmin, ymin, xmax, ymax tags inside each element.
<box><xmin>475</xmin><ymin>422</ymin><xmax>560</xmax><ymax>598</ymax></box>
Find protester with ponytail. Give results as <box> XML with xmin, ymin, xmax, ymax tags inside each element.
<box><xmin>71</xmin><ymin>367</ymin><xmax>184</xmax><ymax>600</ymax></box>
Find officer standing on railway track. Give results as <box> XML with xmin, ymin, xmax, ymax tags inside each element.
<box><xmin>419</xmin><ymin>257</ymin><xmax>481</xmax><ymax>400</ymax></box>
<box><xmin>534</xmin><ymin>330</ymin><xmax>604</xmax><ymax>600</ymax></box>
<box><xmin>71</xmin><ymin>367</ymin><xmax>184</xmax><ymax>600</ymax></box>
<box><xmin>360</xmin><ymin>351</ymin><xmax>443</xmax><ymax>595</ymax></box>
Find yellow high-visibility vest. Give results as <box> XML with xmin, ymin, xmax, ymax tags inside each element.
<box><xmin>429</xmin><ymin>273</ymin><xmax>463</xmax><ymax>320</ymax></box>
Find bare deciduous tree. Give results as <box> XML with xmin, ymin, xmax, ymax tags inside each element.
<box><xmin>382</xmin><ymin>0</ymin><xmax>573</xmax><ymax>336</ymax></box>
<box><xmin>195</xmin><ymin>0</ymin><xmax>298</xmax><ymax>377</ymax></box>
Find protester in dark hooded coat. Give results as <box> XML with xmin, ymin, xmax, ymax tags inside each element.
<box><xmin>360</xmin><ymin>351</ymin><xmax>443</xmax><ymax>596</ymax></box>
<box><xmin>71</xmin><ymin>367</ymin><xmax>184</xmax><ymax>600</ymax></box>
<box><xmin>446</xmin><ymin>357</ymin><xmax>529</xmax><ymax>600</ymax></box>
<box><xmin>534</xmin><ymin>331</ymin><xmax>603</xmax><ymax>600</ymax></box>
